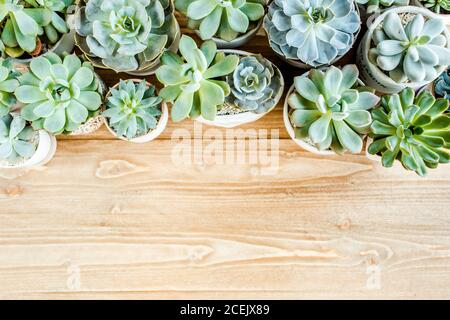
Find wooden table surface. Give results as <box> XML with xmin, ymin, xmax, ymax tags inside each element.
<box><xmin>0</xmin><ymin>17</ymin><xmax>450</xmax><ymax>300</ymax></box>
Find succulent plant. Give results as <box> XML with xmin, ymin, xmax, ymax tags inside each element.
<box><xmin>435</xmin><ymin>67</ymin><xmax>450</xmax><ymax>102</ymax></box>
<box><xmin>225</xmin><ymin>54</ymin><xmax>282</xmax><ymax>113</ymax></box>
<box><xmin>355</xmin><ymin>0</ymin><xmax>409</xmax><ymax>15</ymax></box>
<box><xmin>175</xmin><ymin>0</ymin><xmax>265</xmax><ymax>41</ymax></box>
<box><xmin>288</xmin><ymin>65</ymin><xmax>380</xmax><ymax>154</ymax></box>
<box><xmin>75</xmin><ymin>0</ymin><xmax>179</xmax><ymax>73</ymax></box>
<box><xmin>370</xmin><ymin>12</ymin><xmax>450</xmax><ymax>83</ymax></box>
<box><xmin>16</xmin><ymin>53</ymin><xmax>103</xmax><ymax>135</ymax></box>
<box><xmin>0</xmin><ymin>58</ymin><xmax>20</xmax><ymax>117</ymax></box>
<box><xmin>419</xmin><ymin>0</ymin><xmax>450</xmax><ymax>14</ymax></box>
<box><xmin>369</xmin><ymin>88</ymin><xmax>450</xmax><ymax>176</ymax></box>
<box><xmin>156</xmin><ymin>35</ymin><xmax>239</xmax><ymax>122</ymax></box>
<box><xmin>0</xmin><ymin>0</ymin><xmax>73</xmax><ymax>58</ymax></box>
<box><xmin>263</xmin><ymin>0</ymin><xmax>361</xmax><ymax>67</ymax></box>
<box><xmin>103</xmin><ymin>80</ymin><xmax>163</xmax><ymax>139</ymax></box>
<box><xmin>0</xmin><ymin>113</ymin><xmax>37</xmax><ymax>161</ymax></box>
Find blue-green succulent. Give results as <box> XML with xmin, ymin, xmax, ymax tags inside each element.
<box><xmin>0</xmin><ymin>58</ymin><xmax>20</xmax><ymax>117</ymax></box>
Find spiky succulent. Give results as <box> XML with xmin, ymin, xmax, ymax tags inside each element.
<box><xmin>419</xmin><ymin>0</ymin><xmax>450</xmax><ymax>14</ymax></box>
<box><xmin>0</xmin><ymin>0</ymin><xmax>73</xmax><ymax>58</ymax></box>
<box><xmin>0</xmin><ymin>113</ymin><xmax>37</xmax><ymax>162</ymax></box>
<box><xmin>263</xmin><ymin>0</ymin><xmax>360</xmax><ymax>67</ymax></box>
<box><xmin>75</xmin><ymin>0</ymin><xmax>179</xmax><ymax>73</ymax></box>
<box><xmin>16</xmin><ymin>53</ymin><xmax>103</xmax><ymax>135</ymax></box>
<box><xmin>355</xmin><ymin>0</ymin><xmax>409</xmax><ymax>15</ymax></box>
<box><xmin>288</xmin><ymin>65</ymin><xmax>380</xmax><ymax>154</ymax></box>
<box><xmin>435</xmin><ymin>67</ymin><xmax>450</xmax><ymax>103</ymax></box>
<box><xmin>370</xmin><ymin>12</ymin><xmax>450</xmax><ymax>83</ymax></box>
<box><xmin>225</xmin><ymin>54</ymin><xmax>282</xmax><ymax>113</ymax></box>
<box><xmin>156</xmin><ymin>35</ymin><xmax>239</xmax><ymax>122</ymax></box>
<box><xmin>369</xmin><ymin>88</ymin><xmax>450</xmax><ymax>176</ymax></box>
<box><xmin>103</xmin><ymin>80</ymin><xmax>163</xmax><ymax>139</ymax></box>
<box><xmin>0</xmin><ymin>58</ymin><xmax>20</xmax><ymax>117</ymax></box>
<box><xmin>175</xmin><ymin>0</ymin><xmax>265</xmax><ymax>41</ymax></box>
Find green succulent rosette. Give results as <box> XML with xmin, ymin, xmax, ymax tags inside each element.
<box><xmin>0</xmin><ymin>58</ymin><xmax>20</xmax><ymax>116</ymax></box>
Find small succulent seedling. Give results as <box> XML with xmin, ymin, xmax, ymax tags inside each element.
<box><xmin>0</xmin><ymin>58</ymin><xmax>19</xmax><ymax>117</ymax></box>
<box><xmin>370</xmin><ymin>12</ymin><xmax>450</xmax><ymax>83</ymax></box>
<box><xmin>16</xmin><ymin>53</ymin><xmax>103</xmax><ymax>134</ymax></box>
<box><xmin>356</xmin><ymin>0</ymin><xmax>409</xmax><ymax>14</ymax></box>
<box><xmin>420</xmin><ymin>0</ymin><xmax>450</xmax><ymax>14</ymax></box>
<box><xmin>175</xmin><ymin>0</ymin><xmax>265</xmax><ymax>41</ymax></box>
<box><xmin>0</xmin><ymin>113</ymin><xmax>36</xmax><ymax>161</ymax></box>
<box><xmin>103</xmin><ymin>80</ymin><xmax>163</xmax><ymax>140</ymax></box>
<box><xmin>226</xmin><ymin>54</ymin><xmax>282</xmax><ymax>114</ymax></box>
<box><xmin>288</xmin><ymin>65</ymin><xmax>380</xmax><ymax>154</ymax></box>
<box><xmin>369</xmin><ymin>88</ymin><xmax>450</xmax><ymax>176</ymax></box>
<box><xmin>435</xmin><ymin>67</ymin><xmax>450</xmax><ymax>103</ymax></box>
<box><xmin>75</xmin><ymin>0</ymin><xmax>179</xmax><ymax>73</ymax></box>
<box><xmin>264</xmin><ymin>0</ymin><xmax>361</xmax><ymax>67</ymax></box>
<box><xmin>156</xmin><ymin>35</ymin><xmax>239</xmax><ymax>122</ymax></box>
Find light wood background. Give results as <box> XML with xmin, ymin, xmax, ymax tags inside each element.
<box><xmin>0</xmin><ymin>15</ymin><xmax>449</xmax><ymax>300</ymax></box>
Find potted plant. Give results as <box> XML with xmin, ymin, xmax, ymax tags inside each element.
<box><xmin>412</xmin><ymin>0</ymin><xmax>450</xmax><ymax>24</ymax></box>
<box><xmin>102</xmin><ymin>79</ymin><xmax>168</xmax><ymax>143</ymax></box>
<box><xmin>355</xmin><ymin>0</ymin><xmax>409</xmax><ymax>17</ymax></box>
<box><xmin>156</xmin><ymin>35</ymin><xmax>239</xmax><ymax>123</ymax></box>
<box><xmin>74</xmin><ymin>0</ymin><xmax>180</xmax><ymax>76</ymax></box>
<box><xmin>196</xmin><ymin>51</ymin><xmax>284</xmax><ymax>128</ymax></box>
<box><xmin>367</xmin><ymin>87</ymin><xmax>450</xmax><ymax>176</ymax></box>
<box><xmin>434</xmin><ymin>67</ymin><xmax>450</xmax><ymax>106</ymax></box>
<box><xmin>263</xmin><ymin>0</ymin><xmax>361</xmax><ymax>69</ymax></box>
<box><xmin>0</xmin><ymin>0</ymin><xmax>76</xmax><ymax>63</ymax></box>
<box><xmin>284</xmin><ymin>64</ymin><xmax>380</xmax><ymax>155</ymax></box>
<box><xmin>175</xmin><ymin>0</ymin><xmax>266</xmax><ymax>49</ymax></box>
<box><xmin>0</xmin><ymin>113</ymin><xmax>56</xmax><ymax>168</ymax></box>
<box><xmin>357</xmin><ymin>6</ymin><xmax>450</xmax><ymax>94</ymax></box>
<box><xmin>15</xmin><ymin>53</ymin><xmax>105</xmax><ymax>135</ymax></box>
<box><xmin>0</xmin><ymin>58</ymin><xmax>20</xmax><ymax>116</ymax></box>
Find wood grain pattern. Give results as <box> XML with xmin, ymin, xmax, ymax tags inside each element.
<box><xmin>0</xmin><ymin>19</ymin><xmax>449</xmax><ymax>300</ymax></box>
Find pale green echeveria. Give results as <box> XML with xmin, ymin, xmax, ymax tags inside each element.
<box><xmin>370</xmin><ymin>13</ymin><xmax>450</xmax><ymax>83</ymax></box>
<box><xmin>264</xmin><ymin>0</ymin><xmax>360</xmax><ymax>67</ymax></box>
<box><xmin>175</xmin><ymin>0</ymin><xmax>265</xmax><ymax>41</ymax></box>
<box><xmin>420</xmin><ymin>0</ymin><xmax>450</xmax><ymax>14</ymax></box>
<box><xmin>16</xmin><ymin>53</ymin><xmax>103</xmax><ymax>135</ymax></box>
<box><xmin>27</xmin><ymin>0</ymin><xmax>74</xmax><ymax>44</ymax></box>
<box><xmin>369</xmin><ymin>88</ymin><xmax>450</xmax><ymax>176</ymax></box>
<box><xmin>288</xmin><ymin>65</ymin><xmax>380</xmax><ymax>154</ymax></box>
<box><xmin>226</xmin><ymin>54</ymin><xmax>282</xmax><ymax>113</ymax></box>
<box><xmin>75</xmin><ymin>0</ymin><xmax>179</xmax><ymax>73</ymax></box>
<box><xmin>356</xmin><ymin>0</ymin><xmax>409</xmax><ymax>14</ymax></box>
<box><xmin>0</xmin><ymin>58</ymin><xmax>20</xmax><ymax>117</ymax></box>
<box><xmin>103</xmin><ymin>80</ymin><xmax>163</xmax><ymax>139</ymax></box>
<box><xmin>0</xmin><ymin>113</ymin><xmax>37</xmax><ymax>161</ymax></box>
<box><xmin>156</xmin><ymin>35</ymin><xmax>239</xmax><ymax>122</ymax></box>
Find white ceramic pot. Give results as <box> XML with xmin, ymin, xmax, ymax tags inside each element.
<box><xmin>411</xmin><ymin>0</ymin><xmax>450</xmax><ymax>25</ymax></box>
<box><xmin>103</xmin><ymin>80</ymin><xmax>169</xmax><ymax>143</ymax></box>
<box><xmin>195</xmin><ymin>49</ymin><xmax>285</xmax><ymax>128</ymax></box>
<box><xmin>357</xmin><ymin>6</ymin><xmax>450</xmax><ymax>94</ymax></box>
<box><xmin>0</xmin><ymin>130</ymin><xmax>57</xmax><ymax>169</ymax></box>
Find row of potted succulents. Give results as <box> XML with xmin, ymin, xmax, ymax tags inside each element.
<box><xmin>0</xmin><ymin>0</ymin><xmax>449</xmax><ymax>177</ymax></box>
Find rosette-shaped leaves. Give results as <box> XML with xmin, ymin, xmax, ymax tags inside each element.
<box><xmin>75</xmin><ymin>0</ymin><xmax>179</xmax><ymax>73</ymax></box>
<box><xmin>356</xmin><ymin>0</ymin><xmax>409</xmax><ymax>15</ymax></box>
<box><xmin>226</xmin><ymin>54</ymin><xmax>282</xmax><ymax>113</ymax></box>
<box><xmin>435</xmin><ymin>67</ymin><xmax>450</xmax><ymax>103</ymax></box>
<box><xmin>371</xmin><ymin>13</ymin><xmax>450</xmax><ymax>83</ymax></box>
<box><xmin>16</xmin><ymin>53</ymin><xmax>103</xmax><ymax>135</ymax></box>
<box><xmin>156</xmin><ymin>35</ymin><xmax>239</xmax><ymax>122</ymax></box>
<box><xmin>175</xmin><ymin>0</ymin><xmax>265</xmax><ymax>41</ymax></box>
<box><xmin>369</xmin><ymin>88</ymin><xmax>450</xmax><ymax>176</ymax></box>
<box><xmin>419</xmin><ymin>0</ymin><xmax>450</xmax><ymax>14</ymax></box>
<box><xmin>0</xmin><ymin>113</ymin><xmax>36</xmax><ymax>161</ymax></box>
<box><xmin>103</xmin><ymin>80</ymin><xmax>163</xmax><ymax>139</ymax></box>
<box><xmin>264</xmin><ymin>0</ymin><xmax>360</xmax><ymax>67</ymax></box>
<box><xmin>0</xmin><ymin>58</ymin><xmax>20</xmax><ymax>117</ymax></box>
<box><xmin>288</xmin><ymin>65</ymin><xmax>380</xmax><ymax>154</ymax></box>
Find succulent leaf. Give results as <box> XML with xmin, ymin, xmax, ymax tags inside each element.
<box><xmin>0</xmin><ymin>113</ymin><xmax>37</xmax><ymax>161</ymax></box>
<box><xmin>0</xmin><ymin>58</ymin><xmax>20</xmax><ymax>117</ymax></box>
<box><xmin>418</xmin><ymin>0</ymin><xmax>450</xmax><ymax>14</ymax></box>
<box><xmin>434</xmin><ymin>67</ymin><xmax>450</xmax><ymax>110</ymax></box>
<box><xmin>355</xmin><ymin>0</ymin><xmax>410</xmax><ymax>14</ymax></box>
